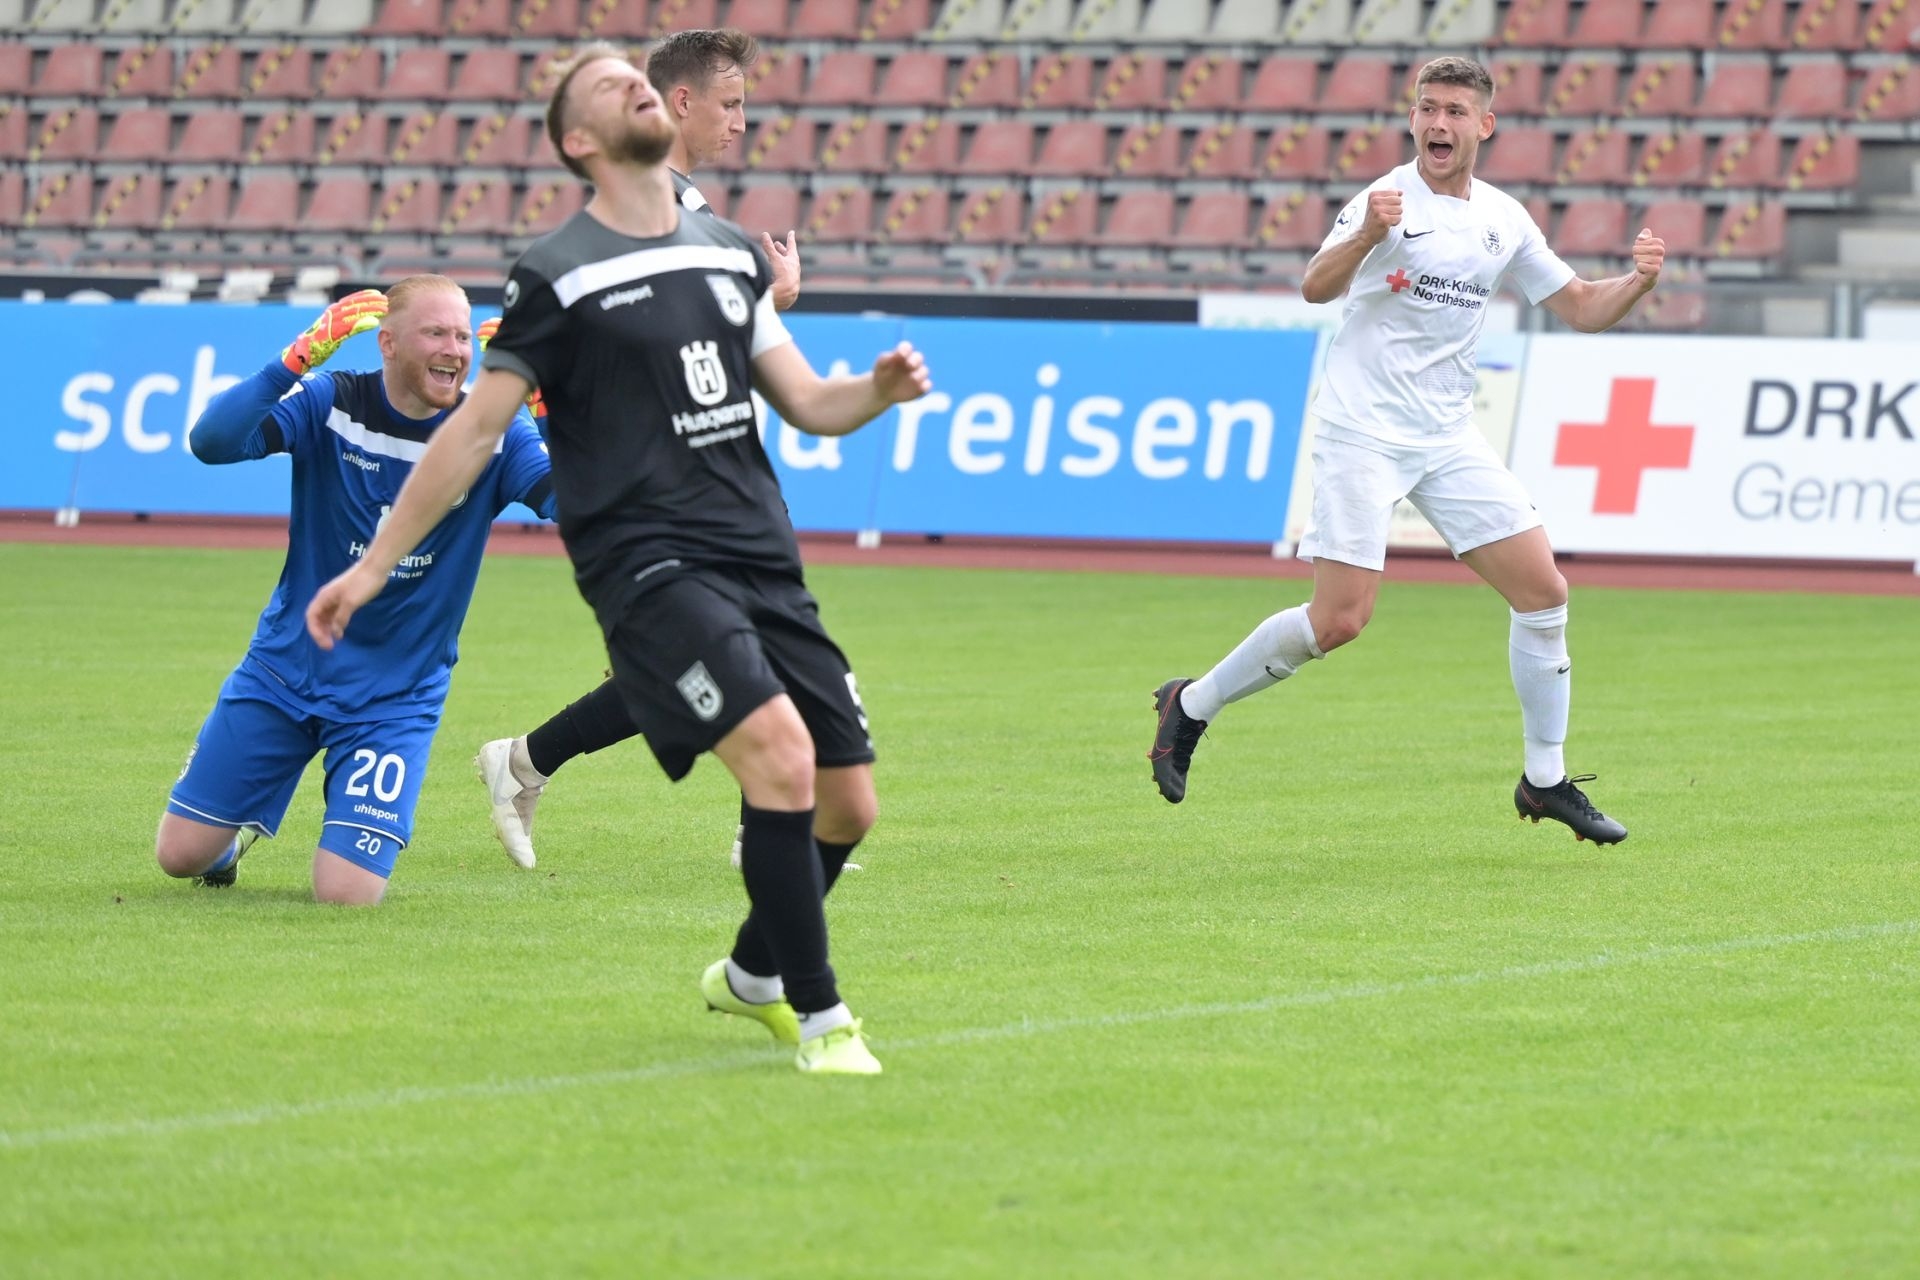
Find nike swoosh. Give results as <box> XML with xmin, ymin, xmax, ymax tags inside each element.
<box><xmin>1403</xmin><ymin>229</ymin><xmax>1434</xmax><ymax>239</ymax></box>
<box><xmin>1557</xmin><ymin>664</ymin><xmax>1571</xmax><ymax>675</ymax></box>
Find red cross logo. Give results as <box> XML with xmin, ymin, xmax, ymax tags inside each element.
<box><xmin>1386</xmin><ymin>269</ymin><xmax>1411</xmax><ymax>293</ymax></box>
<box><xmin>1554</xmin><ymin>378</ymin><xmax>1694</xmax><ymax>515</ymax></box>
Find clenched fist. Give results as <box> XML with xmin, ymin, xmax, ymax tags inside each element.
<box><xmin>1631</xmin><ymin>227</ymin><xmax>1665</xmax><ymax>288</ymax></box>
<box><xmin>1360</xmin><ymin>189</ymin><xmax>1403</xmax><ymax>245</ymax></box>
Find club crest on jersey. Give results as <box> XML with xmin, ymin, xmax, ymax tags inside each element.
<box><xmin>676</xmin><ymin>661</ymin><xmax>724</xmax><ymax>721</ymax></box>
<box><xmin>706</xmin><ymin>274</ymin><xmax>750</xmax><ymax>326</ymax></box>
<box><xmin>1482</xmin><ymin>226</ymin><xmax>1502</xmax><ymax>254</ymax></box>
<box><xmin>680</xmin><ymin>340</ymin><xmax>729</xmax><ymax>406</ymax></box>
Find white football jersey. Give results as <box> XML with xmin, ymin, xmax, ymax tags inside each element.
<box><xmin>1311</xmin><ymin>162</ymin><xmax>1574</xmax><ymax>445</ymax></box>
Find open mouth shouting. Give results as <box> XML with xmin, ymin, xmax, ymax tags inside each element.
<box><xmin>427</xmin><ymin>362</ymin><xmax>463</xmax><ymax>391</ymax></box>
<box><xmin>1426</xmin><ymin>137</ymin><xmax>1456</xmax><ymax>164</ymax></box>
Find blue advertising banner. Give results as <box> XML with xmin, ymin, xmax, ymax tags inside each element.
<box><xmin>2</xmin><ymin>302</ymin><xmax>1319</xmax><ymax>542</ymax></box>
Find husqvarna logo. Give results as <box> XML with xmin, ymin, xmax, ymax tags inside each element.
<box><xmin>680</xmin><ymin>341</ymin><xmax>728</xmax><ymax>407</ymax></box>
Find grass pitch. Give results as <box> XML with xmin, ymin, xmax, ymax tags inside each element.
<box><xmin>1</xmin><ymin>542</ymin><xmax>1915</xmax><ymax>1279</ymax></box>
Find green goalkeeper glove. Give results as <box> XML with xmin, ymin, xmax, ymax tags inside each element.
<box><xmin>281</xmin><ymin>289</ymin><xmax>387</xmax><ymax>375</ymax></box>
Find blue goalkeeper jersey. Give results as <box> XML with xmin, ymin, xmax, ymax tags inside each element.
<box><xmin>191</xmin><ymin>361</ymin><xmax>554</xmax><ymax>723</ymax></box>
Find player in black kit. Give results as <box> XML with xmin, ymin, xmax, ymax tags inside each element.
<box><xmin>307</xmin><ymin>45</ymin><xmax>931</xmax><ymax>1076</ymax></box>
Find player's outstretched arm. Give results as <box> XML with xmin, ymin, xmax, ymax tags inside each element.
<box><xmin>189</xmin><ymin>290</ymin><xmax>388</xmax><ymax>464</ymax></box>
<box><xmin>1542</xmin><ymin>229</ymin><xmax>1665</xmax><ymax>333</ymax></box>
<box><xmin>762</xmin><ymin>231</ymin><xmax>802</xmax><ymax>311</ymax></box>
<box><xmin>752</xmin><ymin>340</ymin><xmax>931</xmax><ymax>437</ymax></box>
<box><xmin>305</xmin><ymin>368</ymin><xmax>531</xmax><ymax>649</ymax></box>
<box><xmin>1301</xmin><ymin>189</ymin><xmax>1402</xmax><ymax>304</ymax></box>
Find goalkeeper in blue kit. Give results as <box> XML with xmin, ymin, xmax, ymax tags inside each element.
<box><xmin>155</xmin><ymin>276</ymin><xmax>554</xmax><ymax>905</ymax></box>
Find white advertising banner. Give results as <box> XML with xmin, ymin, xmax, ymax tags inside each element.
<box><xmin>1511</xmin><ymin>336</ymin><xmax>1920</xmax><ymax>563</ymax></box>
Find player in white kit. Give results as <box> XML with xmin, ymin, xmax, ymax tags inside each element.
<box><xmin>1149</xmin><ymin>57</ymin><xmax>1664</xmax><ymax>845</ymax></box>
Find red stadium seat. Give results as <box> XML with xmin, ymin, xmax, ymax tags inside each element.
<box><xmin>1715</xmin><ymin>0</ymin><xmax>1788</xmax><ymax>49</ymax></box>
<box><xmin>1093</xmin><ymin>54</ymin><xmax>1167</xmax><ymax>110</ymax></box>
<box><xmin>1630</xmin><ymin>131</ymin><xmax>1707</xmax><ymax>186</ymax></box>
<box><xmin>1619</xmin><ymin>57</ymin><xmax>1696</xmax><ymax>115</ymax></box>
<box><xmin>1555</xmin><ymin>197</ymin><xmax>1627</xmax><ymax>254</ymax></box>
<box><xmin>1169</xmin><ymin>55</ymin><xmax>1242</xmax><ymax>111</ymax></box>
<box><xmin>806</xmin><ymin>51</ymin><xmax>877</xmax><ymax>107</ymax></box>
<box><xmin>29</xmin><ymin>108</ymin><xmax>100</xmax><ymax>162</ymax></box>
<box><xmin>1110</xmin><ymin>122</ymin><xmax>1181</xmax><ymax>178</ymax></box>
<box><xmin>875</xmin><ymin>186</ymin><xmax>950</xmax><ymax>243</ymax></box>
<box><xmin>741</xmin><ymin>114</ymin><xmax>816</xmax><ymax>170</ymax></box>
<box><xmin>1636</xmin><ymin>197</ymin><xmax>1706</xmax><ymax>255</ymax></box>
<box><xmin>700</xmin><ymin>184</ymin><xmax>731</xmax><ymax>219</ymax></box>
<box><xmin>0</xmin><ymin>45</ymin><xmax>29</xmax><ymax>95</ymax></box>
<box><xmin>1501</xmin><ymin>0</ymin><xmax>1570</xmax><ymax>44</ymax></box>
<box><xmin>1330</xmin><ymin>126</ymin><xmax>1404</xmax><ymax>181</ymax></box>
<box><xmin>512</xmin><ymin>0</ymin><xmax>582</xmax><ymax>37</ymax></box>
<box><xmin>1488</xmin><ymin>58</ymin><xmax>1545</xmax><ymax>115</ymax></box>
<box><xmin>383</xmin><ymin>49</ymin><xmax>453</xmax><ymax>100</ymax></box>
<box><xmin>1024</xmin><ymin>54</ymin><xmax>1094</xmax><ymax>109</ymax></box>
<box><xmin>175</xmin><ymin>43</ymin><xmax>243</xmax><ymax>98</ymax></box>
<box><xmin>1186</xmin><ymin>124</ymin><xmax>1256</xmax><ymax>179</ymax></box>
<box><xmin>0</xmin><ymin>106</ymin><xmax>28</xmax><ymax>159</ymax></box>
<box><xmin>1099</xmin><ymin>190</ymin><xmax>1175</xmax><ymax>247</ymax></box>
<box><xmin>1705</xmin><ymin>130</ymin><xmax>1781</xmax><ymax>186</ymax></box>
<box><xmin>308</xmin><ymin>176</ymin><xmax>375</xmax><ymax>232</ymax></box>
<box><xmin>388</xmin><ymin>112</ymin><xmax>458</xmax><ymax>165</ymax></box>
<box><xmin>1253</xmin><ymin>192</ymin><xmax>1328</xmax><ymax>251</ymax></box>
<box><xmin>1258</xmin><ymin>123</ymin><xmax>1331</xmax><ymax>181</ymax></box>
<box><xmin>1694</xmin><ymin>59</ymin><xmax>1772</xmax><ymax>116</ymax></box>
<box><xmin>1544</xmin><ymin>58</ymin><xmax>1621</xmax><ymax>115</ymax></box>
<box><xmin>1569</xmin><ymin>0</ymin><xmax>1643</xmax><ymax>45</ymax></box>
<box><xmin>793</xmin><ymin>0</ymin><xmax>862</xmax><ymax>37</ymax></box>
<box><xmin>1522</xmin><ymin>194</ymin><xmax>1552</xmax><ymax>229</ymax></box>
<box><xmin>1854</xmin><ymin>61</ymin><xmax>1920</xmax><ymax>121</ymax></box>
<box><xmin>24</xmin><ymin>172</ymin><xmax>93</xmax><ymax>229</ymax></box>
<box><xmin>746</xmin><ymin>49</ymin><xmax>804</xmax><ymax>106</ymax></box>
<box><xmin>94</xmin><ymin>172</ymin><xmax>164</xmax><ymax>230</ymax></box>
<box><xmin>369</xmin><ymin>179</ymin><xmax>441</xmax><ymax>234</ymax></box>
<box><xmin>1323</xmin><ymin>56</ymin><xmax>1393</xmax><ymax>112</ymax></box>
<box><xmin>891</xmin><ymin>117</ymin><xmax>959</xmax><ymax>173</ymax></box>
<box><xmin>32</xmin><ymin>44</ymin><xmax>103</xmax><ymax>97</ymax></box>
<box><xmin>1026</xmin><ymin>189</ymin><xmax>1095</xmax><ymax>246</ymax></box>
<box><xmin>1557</xmin><ymin>128</ymin><xmax>1631</xmax><ymax>183</ymax></box>
<box><xmin>228</xmin><ymin>173</ymin><xmax>302</xmax><ymax>231</ymax></box>
<box><xmin>804</xmin><ymin>185</ymin><xmax>874</xmax><ymax>242</ymax></box>
<box><xmin>876</xmin><ymin>51</ymin><xmax>949</xmax><ymax>108</ymax></box>
<box><xmin>246</xmin><ymin>111</ymin><xmax>318</xmax><ymax>165</ymax></box>
<box><xmin>1710</xmin><ymin>200</ymin><xmax>1785</xmax><ymax>256</ymax></box>
<box><xmin>1773</xmin><ymin>59</ymin><xmax>1845</xmax><ymax>118</ymax></box>
<box><xmin>652</xmin><ymin>0</ymin><xmax>721</xmax><ymax>34</ymax></box>
<box><xmin>581</xmin><ymin>0</ymin><xmax>659</xmax><ymax>37</ymax></box>
<box><xmin>316</xmin><ymin>112</ymin><xmax>389</xmax><ymax>165</ymax></box>
<box><xmin>1480</xmin><ymin>126</ymin><xmax>1555</xmax><ymax>184</ymax></box>
<box><xmin>950</xmin><ymin>186</ymin><xmax>1022</xmax><ymax>245</ymax></box>
<box><xmin>1032</xmin><ymin>121</ymin><xmax>1109</xmax><ymax>177</ymax></box>
<box><xmin>440</xmin><ymin>179</ymin><xmax>513</xmax><ymax>234</ymax></box>
<box><xmin>316</xmin><ymin>47</ymin><xmax>384</xmax><ymax>100</ymax></box>
<box><xmin>1245</xmin><ymin>55</ymin><xmax>1320</xmax><ymax>111</ymax></box>
<box><xmin>1788</xmin><ymin>0</ymin><xmax>1862</xmax><ymax>49</ymax></box>
<box><xmin>1174</xmin><ymin>191</ymin><xmax>1251</xmax><ymax>249</ymax></box>
<box><xmin>461</xmin><ymin>112</ymin><xmax>531</xmax><ymax>166</ymax></box>
<box><xmin>447</xmin><ymin>0</ymin><xmax>515</xmax><ymax>34</ymax></box>
<box><xmin>449</xmin><ymin>49</ymin><xmax>523</xmax><ymax>102</ymax></box>
<box><xmin>514</xmin><ymin>180</ymin><xmax>585</xmax><ymax>235</ymax></box>
<box><xmin>371</xmin><ymin>0</ymin><xmax>444</xmax><ymax>33</ymax></box>
<box><xmin>818</xmin><ymin>117</ymin><xmax>890</xmax><ymax>172</ymax></box>
<box><xmin>100</xmin><ymin>108</ymin><xmax>171</xmax><ymax>160</ymax></box>
<box><xmin>860</xmin><ymin>0</ymin><xmax>931</xmax><ymax>38</ymax></box>
<box><xmin>949</xmin><ymin>52</ymin><xmax>1022</xmax><ymax>108</ymax></box>
<box><xmin>733</xmin><ymin>185</ymin><xmax>800</xmax><ymax>237</ymax></box>
<box><xmin>245</xmin><ymin>46</ymin><xmax>315</xmax><ymax>100</ymax></box>
<box><xmin>1782</xmin><ymin>131</ymin><xmax>1859</xmax><ymax>190</ymax></box>
<box><xmin>726</xmin><ymin>0</ymin><xmax>791</xmax><ymax>34</ymax></box>
<box><xmin>106</xmin><ymin>45</ymin><xmax>173</xmax><ymax>99</ymax></box>
<box><xmin>1863</xmin><ymin>0</ymin><xmax>1920</xmax><ymax>51</ymax></box>
<box><xmin>959</xmin><ymin>120</ymin><xmax>1034</xmax><ymax>174</ymax></box>
<box><xmin>159</xmin><ymin>174</ymin><xmax>233</xmax><ymax>232</ymax></box>
<box><xmin>527</xmin><ymin>124</ymin><xmax>563</xmax><ymax>170</ymax></box>
<box><xmin>0</xmin><ymin>171</ymin><xmax>19</xmax><ymax>228</ymax></box>
<box><xmin>1635</xmin><ymin>0</ymin><xmax>1714</xmax><ymax>45</ymax></box>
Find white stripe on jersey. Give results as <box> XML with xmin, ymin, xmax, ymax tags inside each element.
<box><xmin>751</xmin><ymin>289</ymin><xmax>792</xmax><ymax>357</ymax></box>
<box><xmin>324</xmin><ymin>408</ymin><xmax>506</xmax><ymax>463</ymax></box>
<box><xmin>552</xmin><ymin>245</ymin><xmax>759</xmax><ymax>310</ymax></box>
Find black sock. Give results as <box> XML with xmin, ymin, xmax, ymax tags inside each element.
<box><xmin>525</xmin><ymin>678</ymin><xmax>638</xmax><ymax>778</ymax></box>
<box><xmin>733</xmin><ymin>803</ymin><xmax>837</xmax><ymax>1014</ymax></box>
<box><xmin>732</xmin><ymin>834</ymin><xmax>860</xmax><ymax>981</ymax></box>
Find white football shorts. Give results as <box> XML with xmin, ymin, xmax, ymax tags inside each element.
<box><xmin>1295</xmin><ymin>422</ymin><xmax>1543</xmax><ymax>571</ymax></box>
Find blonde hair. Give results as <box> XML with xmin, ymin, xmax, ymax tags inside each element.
<box><xmin>384</xmin><ymin>274</ymin><xmax>467</xmax><ymax>320</ymax></box>
<box><xmin>545</xmin><ymin>41</ymin><xmax>631</xmax><ymax>181</ymax></box>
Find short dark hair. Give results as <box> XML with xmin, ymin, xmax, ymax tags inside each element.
<box><xmin>544</xmin><ymin>41</ymin><xmax>629</xmax><ymax>182</ymax></box>
<box><xmin>645</xmin><ymin>28</ymin><xmax>758</xmax><ymax>94</ymax></box>
<box><xmin>1415</xmin><ymin>56</ymin><xmax>1495</xmax><ymax>105</ymax></box>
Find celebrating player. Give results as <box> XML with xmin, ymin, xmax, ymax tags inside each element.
<box><xmin>156</xmin><ymin>277</ymin><xmax>554</xmax><ymax>905</ymax></box>
<box><xmin>305</xmin><ymin>48</ymin><xmax>931</xmax><ymax>1074</ymax></box>
<box><xmin>1150</xmin><ymin>56</ymin><xmax>1664</xmax><ymax>845</ymax></box>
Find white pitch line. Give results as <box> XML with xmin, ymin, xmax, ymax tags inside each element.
<box><xmin>3</xmin><ymin>919</ymin><xmax>1914</xmax><ymax>1153</ymax></box>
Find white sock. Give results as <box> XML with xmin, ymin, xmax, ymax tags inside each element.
<box><xmin>797</xmin><ymin>1002</ymin><xmax>853</xmax><ymax>1040</ymax></box>
<box><xmin>507</xmin><ymin>736</ymin><xmax>549</xmax><ymax>789</ymax></box>
<box><xmin>725</xmin><ymin>956</ymin><xmax>784</xmax><ymax>1004</ymax></box>
<box><xmin>1510</xmin><ymin>604</ymin><xmax>1570</xmax><ymax>788</ymax></box>
<box><xmin>1181</xmin><ymin>605</ymin><xmax>1323</xmax><ymax>723</ymax></box>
